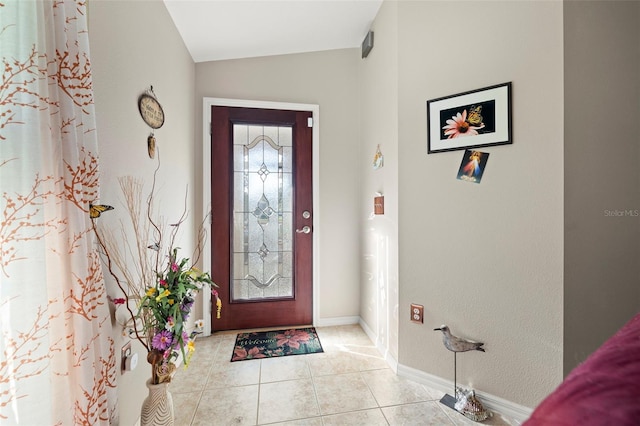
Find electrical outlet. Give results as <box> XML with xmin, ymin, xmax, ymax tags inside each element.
<box><xmin>121</xmin><ymin>342</ymin><xmax>131</xmax><ymax>373</ymax></box>
<box><xmin>410</xmin><ymin>304</ymin><xmax>424</xmax><ymax>324</ymax></box>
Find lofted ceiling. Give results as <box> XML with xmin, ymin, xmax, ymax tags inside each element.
<box><xmin>163</xmin><ymin>0</ymin><xmax>383</xmax><ymax>63</ymax></box>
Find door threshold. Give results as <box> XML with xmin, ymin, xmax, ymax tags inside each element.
<box><xmin>213</xmin><ymin>324</ymin><xmax>314</xmax><ymax>335</ymax></box>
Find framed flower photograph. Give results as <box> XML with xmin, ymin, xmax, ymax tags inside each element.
<box><xmin>427</xmin><ymin>82</ymin><xmax>512</xmax><ymax>154</ymax></box>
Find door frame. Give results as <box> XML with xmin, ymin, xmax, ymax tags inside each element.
<box><xmin>201</xmin><ymin>97</ymin><xmax>320</xmax><ymax>336</ymax></box>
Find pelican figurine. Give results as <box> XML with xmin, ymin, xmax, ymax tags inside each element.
<box><xmin>434</xmin><ymin>325</ymin><xmax>485</xmax><ymax>353</ymax></box>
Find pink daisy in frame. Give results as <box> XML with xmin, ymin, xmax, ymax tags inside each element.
<box><xmin>442</xmin><ymin>109</ymin><xmax>485</xmax><ymax>138</ymax></box>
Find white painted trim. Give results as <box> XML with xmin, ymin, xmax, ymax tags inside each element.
<box><xmin>201</xmin><ymin>97</ymin><xmax>320</xmax><ymax>335</ymax></box>
<box><xmin>385</xmin><ymin>351</ymin><xmax>399</xmax><ymax>374</ymax></box>
<box><xmin>359</xmin><ymin>317</ymin><xmax>378</xmax><ymax>348</ymax></box>
<box><xmin>315</xmin><ymin>315</ymin><xmax>360</xmax><ymax>327</ymax></box>
<box><xmin>359</xmin><ymin>317</ymin><xmax>375</xmax><ymax>339</ymax></box>
<box><xmin>397</xmin><ymin>363</ymin><xmax>533</xmax><ymax>424</ymax></box>
<box><xmin>359</xmin><ymin>317</ymin><xmax>398</xmax><ymax>373</ymax></box>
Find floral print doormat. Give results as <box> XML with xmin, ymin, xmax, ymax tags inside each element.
<box><xmin>231</xmin><ymin>327</ymin><xmax>324</xmax><ymax>362</ymax></box>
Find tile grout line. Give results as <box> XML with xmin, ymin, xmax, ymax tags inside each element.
<box><xmin>307</xmin><ymin>356</ymin><xmax>325</xmax><ymax>425</ymax></box>
<box><xmin>184</xmin><ymin>325</ymin><xmax>515</xmax><ymax>425</ymax></box>
<box><xmin>188</xmin><ymin>379</ymin><xmax>207</xmax><ymax>426</ymax></box>
<box><xmin>255</xmin><ymin>359</ymin><xmax>262</xmax><ymax>425</ymax></box>
<box><xmin>357</xmin><ymin>370</ymin><xmax>391</xmax><ymax>425</ymax></box>
<box><xmin>439</xmin><ymin>402</ymin><xmax>462</xmax><ymax>425</ymax></box>
<box><xmin>189</xmin><ymin>338</ymin><xmax>221</xmax><ymax>426</ymax></box>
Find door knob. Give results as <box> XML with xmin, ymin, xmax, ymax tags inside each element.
<box><xmin>296</xmin><ymin>225</ymin><xmax>311</xmax><ymax>234</ymax></box>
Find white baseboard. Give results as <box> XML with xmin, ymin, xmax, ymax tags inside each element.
<box><xmin>358</xmin><ymin>318</ymin><xmax>398</xmax><ymax>373</ymax></box>
<box><xmin>397</xmin><ymin>363</ymin><xmax>533</xmax><ymax>424</ymax></box>
<box><xmin>358</xmin><ymin>317</ymin><xmax>376</xmax><ymax>342</ymax></box>
<box><xmin>319</xmin><ymin>316</ymin><xmax>532</xmax><ymax>423</ymax></box>
<box><xmin>315</xmin><ymin>315</ymin><xmax>360</xmax><ymax>327</ymax></box>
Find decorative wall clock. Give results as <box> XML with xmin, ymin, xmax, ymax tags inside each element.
<box><xmin>138</xmin><ymin>86</ymin><xmax>164</xmax><ymax>159</ymax></box>
<box><xmin>138</xmin><ymin>88</ymin><xmax>164</xmax><ymax>129</ymax></box>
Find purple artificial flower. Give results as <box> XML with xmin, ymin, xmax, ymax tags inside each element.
<box><xmin>181</xmin><ymin>299</ymin><xmax>194</xmax><ymax>312</ymax></box>
<box><xmin>171</xmin><ymin>263</ymin><xmax>179</xmax><ymax>272</ymax></box>
<box><xmin>171</xmin><ymin>331</ymin><xmax>189</xmax><ymax>350</ymax></box>
<box><xmin>152</xmin><ymin>330</ymin><xmax>174</xmax><ymax>351</ymax></box>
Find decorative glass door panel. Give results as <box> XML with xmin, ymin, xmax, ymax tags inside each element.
<box><xmin>232</xmin><ymin>124</ymin><xmax>294</xmax><ymax>301</ymax></box>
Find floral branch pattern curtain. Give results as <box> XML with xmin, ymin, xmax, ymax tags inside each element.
<box><xmin>0</xmin><ymin>1</ymin><xmax>116</xmax><ymax>424</ymax></box>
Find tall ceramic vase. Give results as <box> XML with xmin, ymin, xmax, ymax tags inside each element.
<box><xmin>141</xmin><ymin>378</ymin><xmax>174</xmax><ymax>426</ymax></box>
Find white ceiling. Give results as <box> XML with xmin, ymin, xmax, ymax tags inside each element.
<box><xmin>163</xmin><ymin>0</ymin><xmax>383</xmax><ymax>63</ymax></box>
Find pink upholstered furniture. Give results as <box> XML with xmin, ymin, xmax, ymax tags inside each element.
<box><xmin>525</xmin><ymin>313</ymin><xmax>640</xmax><ymax>425</ymax></box>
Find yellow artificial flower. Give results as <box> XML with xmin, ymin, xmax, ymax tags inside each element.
<box><xmin>155</xmin><ymin>289</ymin><xmax>170</xmax><ymax>301</ymax></box>
<box><xmin>146</xmin><ymin>287</ymin><xmax>156</xmax><ymax>297</ymax></box>
<box><xmin>187</xmin><ymin>340</ymin><xmax>195</xmax><ymax>352</ymax></box>
<box><xmin>216</xmin><ymin>298</ymin><xmax>222</xmax><ymax>319</ymax></box>
<box><xmin>187</xmin><ymin>267</ymin><xmax>201</xmax><ymax>278</ymax></box>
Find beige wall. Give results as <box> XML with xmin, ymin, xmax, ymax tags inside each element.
<box><xmin>358</xmin><ymin>0</ymin><xmax>400</xmax><ymax>363</ymax></box>
<box><xmin>194</xmin><ymin>50</ymin><xmax>362</xmax><ymax>322</ymax></box>
<box><xmin>564</xmin><ymin>0</ymin><xmax>640</xmax><ymax>373</ymax></box>
<box><xmin>86</xmin><ymin>0</ymin><xmax>640</xmax><ymax>422</ymax></box>
<box><xmin>88</xmin><ymin>1</ymin><xmax>195</xmax><ymax>425</ymax></box>
<box><xmin>395</xmin><ymin>0</ymin><xmax>564</xmax><ymax>409</ymax></box>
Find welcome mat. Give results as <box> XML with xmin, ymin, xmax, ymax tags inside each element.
<box><xmin>231</xmin><ymin>327</ymin><xmax>323</xmax><ymax>362</ymax></box>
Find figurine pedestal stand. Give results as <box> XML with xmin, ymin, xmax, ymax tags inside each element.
<box><xmin>439</xmin><ymin>352</ymin><xmax>458</xmax><ymax>410</ymax></box>
<box><xmin>440</xmin><ymin>393</ymin><xmax>458</xmax><ymax>410</ymax></box>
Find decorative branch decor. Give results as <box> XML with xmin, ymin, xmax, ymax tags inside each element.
<box><xmin>0</xmin><ymin>45</ymin><xmax>52</xmax><ymax>140</ymax></box>
<box><xmin>0</xmin><ymin>172</ymin><xmax>62</xmax><ymax>277</ymax></box>
<box><xmin>65</xmin><ymin>251</ymin><xmax>105</xmax><ymax>320</ymax></box>
<box><xmin>63</xmin><ymin>147</ymin><xmax>100</xmax><ymax>211</ymax></box>
<box><xmin>52</xmin><ymin>48</ymin><xmax>94</xmax><ymax>113</ymax></box>
<box><xmin>90</xmin><ymin>154</ymin><xmax>220</xmax><ymax>386</ymax></box>
<box><xmin>0</xmin><ymin>302</ymin><xmax>55</xmax><ymax>419</ymax></box>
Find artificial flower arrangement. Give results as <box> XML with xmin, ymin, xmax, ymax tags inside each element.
<box><xmin>92</xmin><ymin>174</ymin><xmax>222</xmax><ymax>384</ymax></box>
<box><xmin>138</xmin><ymin>247</ymin><xmax>218</xmax><ymax>383</ymax></box>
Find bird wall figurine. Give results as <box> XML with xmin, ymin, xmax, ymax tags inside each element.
<box><xmin>434</xmin><ymin>325</ymin><xmax>485</xmax><ymax>353</ymax></box>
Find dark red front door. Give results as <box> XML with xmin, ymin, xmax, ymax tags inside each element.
<box><xmin>210</xmin><ymin>106</ymin><xmax>313</xmax><ymax>330</ymax></box>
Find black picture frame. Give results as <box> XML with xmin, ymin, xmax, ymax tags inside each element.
<box><xmin>427</xmin><ymin>82</ymin><xmax>512</xmax><ymax>154</ymax></box>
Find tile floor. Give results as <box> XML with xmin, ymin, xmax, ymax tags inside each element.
<box><xmin>169</xmin><ymin>324</ymin><xmax>519</xmax><ymax>425</ymax></box>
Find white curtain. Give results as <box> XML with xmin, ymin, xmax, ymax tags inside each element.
<box><xmin>0</xmin><ymin>1</ymin><xmax>117</xmax><ymax>424</ymax></box>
